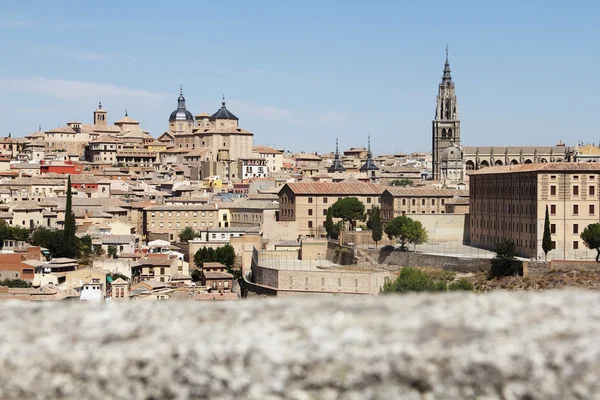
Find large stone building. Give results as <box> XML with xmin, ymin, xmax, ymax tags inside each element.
<box><xmin>469</xmin><ymin>163</ymin><xmax>600</xmax><ymax>260</ymax></box>
<box><xmin>432</xmin><ymin>48</ymin><xmax>460</xmax><ymax>181</ymax></box>
<box><xmin>169</xmin><ymin>94</ymin><xmax>254</xmax><ymax>163</ymax></box>
<box><xmin>278</xmin><ymin>182</ymin><xmax>382</xmax><ymax>238</ymax></box>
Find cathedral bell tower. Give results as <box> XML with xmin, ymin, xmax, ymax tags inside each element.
<box><xmin>432</xmin><ymin>47</ymin><xmax>460</xmax><ymax>180</ymax></box>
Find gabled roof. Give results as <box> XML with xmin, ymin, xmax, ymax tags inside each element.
<box><xmin>281</xmin><ymin>182</ymin><xmax>382</xmax><ymax>196</ymax></box>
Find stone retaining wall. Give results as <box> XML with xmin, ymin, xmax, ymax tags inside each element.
<box><xmin>1</xmin><ymin>291</ymin><xmax>600</xmax><ymax>399</ymax></box>
<box><xmin>367</xmin><ymin>249</ymin><xmax>492</xmax><ymax>273</ymax></box>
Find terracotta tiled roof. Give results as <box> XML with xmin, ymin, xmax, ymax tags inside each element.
<box><xmin>382</xmin><ymin>187</ymin><xmax>468</xmax><ymax>197</ymax></box>
<box><xmin>282</xmin><ymin>182</ymin><xmax>382</xmax><ymax>195</ymax></box>
<box><xmin>254</xmin><ymin>146</ymin><xmax>283</xmax><ymax>155</ymax></box>
<box><xmin>469</xmin><ymin>162</ymin><xmax>600</xmax><ymax>175</ymax></box>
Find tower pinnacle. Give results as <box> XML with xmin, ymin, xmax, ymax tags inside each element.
<box><xmin>442</xmin><ymin>46</ymin><xmax>452</xmax><ymax>85</ymax></box>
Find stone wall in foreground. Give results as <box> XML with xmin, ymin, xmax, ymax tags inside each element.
<box><xmin>1</xmin><ymin>291</ymin><xmax>600</xmax><ymax>399</ymax></box>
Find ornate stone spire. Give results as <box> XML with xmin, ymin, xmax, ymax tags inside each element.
<box><xmin>360</xmin><ymin>136</ymin><xmax>379</xmax><ymax>173</ymax></box>
<box><xmin>442</xmin><ymin>45</ymin><xmax>452</xmax><ymax>85</ymax></box>
<box><xmin>328</xmin><ymin>138</ymin><xmax>346</xmax><ymax>173</ymax></box>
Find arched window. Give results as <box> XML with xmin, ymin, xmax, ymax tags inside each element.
<box><xmin>441</xmin><ymin>128</ymin><xmax>447</xmax><ymax>138</ymax></box>
<box><xmin>447</xmin><ymin>128</ymin><xmax>453</xmax><ymax>138</ymax></box>
<box><xmin>466</xmin><ymin>160</ymin><xmax>475</xmax><ymax>170</ymax></box>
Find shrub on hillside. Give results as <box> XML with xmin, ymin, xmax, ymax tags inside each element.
<box><xmin>381</xmin><ymin>267</ymin><xmax>473</xmax><ymax>294</ymax></box>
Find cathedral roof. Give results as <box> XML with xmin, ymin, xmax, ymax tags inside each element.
<box><xmin>211</xmin><ymin>96</ymin><xmax>238</xmax><ymax>120</ymax></box>
<box><xmin>169</xmin><ymin>86</ymin><xmax>194</xmax><ymax>122</ymax></box>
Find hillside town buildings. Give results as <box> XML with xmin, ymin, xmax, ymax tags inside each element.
<box><xmin>1</xmin><ymin>51</ymin><xmax>598</xmax><ymax>301</ymax></box>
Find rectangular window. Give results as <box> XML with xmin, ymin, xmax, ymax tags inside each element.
<box><xmin>590</xmin><ymin>186</ymin><xmax>596</xmax><ymax>196</ymax></box>
<box><xmin>412</xmin><ymin>199</ymin><xmax>416</xmax><ymax>206</ymax></box>
<box><xmin>308</xmin><ymin>209</ymin><xmax>313</xmax><ymax>216</ymax></box>
<box><xmin>308</xmin><ymin>221</ymin><xmax>313</xmax><ymax>228</ymax></box>
<box><xmin>421</xmin><ymin>199</ymin><xmax>425</xmax><ymax>205</ymax></box>
<box><xmin>573</xmin><ymin>205</ymin><xmax>579</xmax><ymax>215</ymax></box>
<box><xmin>573</xmin><ymin>241</ymin><xmax>579</xmax><ymax>250</ymax></box>
<box><xmin>550</xmin><ymin>185</ymin><xmax>556</xmax><ymax>196</ymax></box>
<box><xmin>308</xmin><ymin>197</ymin><xmax>313</xmax><ymax>204</ymax></box>
<box><xmin>573</xmin><ymin>185</ymin><xmax>579</xmax><ymax>196</ymax></box>
<box><xmin>573</xmin><ymin>224</ymin><xmax>579</xmax><ymax>234</ymax></box>
<box><xmin>550</xmin><ymin>204</ymin><xmax>556</xmax><ymax>215</ymax></box>
<box><xmin>367</xmin><ymin>198</ymin><xmax>371</xmax><ymax>203</ymax></box>
<box><xmin>323</xmin><ymin>197</ymin><xmax>328</xmax><ymax>204</ymax></box>
<box><xmin>574</xmin><ymin>175</ymin><xmax>579</xmax><ymax>180</ymax></box>
<box><xmin>590</xmin><ymin>205</ymin><xmax>595</xmax><ymax>215</ymax></box>
<box><xmin>323</xmin><ymin>209</ymin><xmax>327</xmax><ymax>216</ymax></box>
<box><xmin>551</xmin><ymin>241</ymin><xmax>556</xmax><ymax>249</ymax></box>
<box><xmin>550</xmin><ymin>224</ymin><xmax>556</xmax><ymax>234</ymax></box>
<box><xmin>402</xmin><ymin>199</ymin><xmax>406</xmax><ymax>206</ymax></box>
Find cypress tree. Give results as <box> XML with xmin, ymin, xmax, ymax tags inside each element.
<box><xmin>370</xmin><ymin>206</ymin><xmax>383</xmax><ymax>246</ymax></box>
<box><xmin>542</xmin><ymin>204</ymin><xmax>552</xmax><ymax>261</ymax></box>
<box><xmin>63</xmin><ymin>175</ymin><xmax>77</xmax><ymax>258</ymax></box>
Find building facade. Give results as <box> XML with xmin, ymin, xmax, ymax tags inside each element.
<box><xmin>469</xmin><ymin>163</ymin><xmax>600</xmax><ymax>260</ymax></box>
<box><xmin>380</xmin><ymin>187</ymin><xmax>468</xmax><ymax>223</ymax></box>
<box><xmin>278</xmin><ymin>182</ymin><xmax>382</xmax><ymax>237</ymax></box>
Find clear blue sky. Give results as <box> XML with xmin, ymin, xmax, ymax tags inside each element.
<box><xmin>0</xmin><ymin>1</ymin><xmax>598</xmax><ymax>155</ymax></box>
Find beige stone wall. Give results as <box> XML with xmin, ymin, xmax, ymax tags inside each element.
<box><xmin>261</xmin><ymin>210</ymin><xmax>299</xmax><ymax>243</ymax></box>
<box><xmin>410</xmin><ymin>214</ymin><xmax>469</xmax><ymax>242</ymax></box>
<box><xmin>299</xmin><ymin>239</ymin><xmax>328</xmax><ymax>260</ymax></box>
<box><xmin>276</xmin><ymin>269</ymin><xmax>390</xmax><ymax>295</ymax></box>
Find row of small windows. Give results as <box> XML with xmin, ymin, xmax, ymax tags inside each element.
<box><xmin>550</xmin><ymin>185</ymin><xmax>596</xmax><ymax>197</ymax></box>
<box><xmin>152</xmin><ymin>221</ymin><xmax>213</xmax><ymax>228</ymax></box>
<box><xmin>151</xmin><ymin>211</ymin><xmax>213</xmax><ymax>217</ymax></box>
<box><xmin>400</xmin><ymin>198</ymin><xmax>446</xmax><ymax>206</ymax></box>
<box><xmin>549</xmin><ymin>204</ymin><xmax>595</xmax><ymax>216</ymax></box>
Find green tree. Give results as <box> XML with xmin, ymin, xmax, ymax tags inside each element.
<box><xmin>215</xmin><ymin>244</ymin><xmax>236</xmax><ymax>269</ymax></box>
<box><xmin>370</xmin><ymin>206</ymin><xmax>383</xmax><ymax>246</ymax></box>
<box><xmin>389</xmin><ymin>178</ymin><xmax>413</xmax><ymax>187</ymax></box>
<box><xmin>324</xmin><ymin>207</ymin><xmax>339</xmax><ymax>239</ymax></box>
<box><xmin>384</xmin><ymin>216</ymin><xmax>411</xmax><ymax>250</ymax></box>
<box><xmin>80</xmin><ymin>235</ymin><xmax>93</xmax><ymax>256</ymax></box>
<box><xmin>403</xmin><ymin>219</ymin><xmax>428</xmax><ymax>250</ymax></box>
<box><xmin>542</xmin><ymin>205</ymin><xmax>552</xmax><ymax>261</ymax></box>
<box><xmin>178</xmin><ymin>226</ymin><xmax>198</xmax><ymax>242</ymax></box>
<box><xmin>110</xmin><ymin>273</ymin><xmax>129</xmax><ymax>281</ymax></box>
<box><xmin>62</xmin><ymin>175</ymin><xmax>77</xmax><ymax>258</ymax></box>
<box><xmin>193</xmin><ymin>245</ymin><xmax>239</xmax><ymax>279</ymax></box>
<box><xmin>0</xmin><ymin>278</ymin><xmax>31</xmax><ymax>288</ymax></box>
<box><xmin>331</xmin><ymin>197</ymin><xmax>365</xmax><ymax>231</ymax></box>
<box><xmin>581</xmin><ymin>223</ymin><xmax>600</xmax><ymax>262</ymax></box>
<box><xmin>489</xmin><ymin>239</ymin><xmax>520</xmax><ymax>277</ymax></box>
<box><xmin>107</xmin><ymin>245</ymin><xmax>118</xmax><ymax>259</ymax></box>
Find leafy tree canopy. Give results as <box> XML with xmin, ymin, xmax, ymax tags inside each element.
<box><xmin>179</xmin><ymin>226</ymin><xmax>198</xmax><ymax>242</ymax></box>
<box><xmin>581</xmin><ymin>223</ymin><xmax>600</xmax><ymax>262</ymax></box>
<box><xmin>389</xmin><ymin>179</ymin><xmax>413</xmax><ymax>187</ymax></box>
<box><xmin>489</xmin><ymin>239</ymin><xmax>520</xmax><ymax>278</ymax></box>
<box><xmin>331</xmin><ymin>197</ymin><xmax>365</xmax><ymax>231</ymax></box>
<box><xmin>384</xmin><ymin>216</ymin><xmax>427</xmax><ymax>250</ymax></box>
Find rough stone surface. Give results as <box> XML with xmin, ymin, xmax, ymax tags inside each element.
<box><xmin>2</xmin><ymin>291</ymin><xmax>600</xmax><ymax>399</ymax></box>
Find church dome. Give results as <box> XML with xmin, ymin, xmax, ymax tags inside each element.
<box><xmin>442</xmin><ymin>142</ymin><xmax>462</xmax><ymax>161</ymax></box>
<box><xmin>169</xmin><ymin>109</ymin><xmax>194</xmax><ymax>122</ymax></box>
<box><xmin>169</xmin><ymin>86</ymin><xmax>194</xmax><ymax>122</ymax></box>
